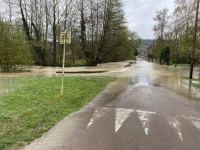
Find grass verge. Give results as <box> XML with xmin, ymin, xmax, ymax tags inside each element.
<box><xmin>0</xmin><ymin>76</ymin><xmax>114</xmax><ymax>150</ymax></box>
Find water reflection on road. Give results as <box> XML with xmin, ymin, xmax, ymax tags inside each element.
<box><xmin>129</xmin><ymin>60</ymin><xmax>200</xmax><ymax>100</ymax></box>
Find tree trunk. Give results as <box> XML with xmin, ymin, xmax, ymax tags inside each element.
<box><xmin>53</xmin><ymin>0</ymin><xmax>57</xmax><ymax>66</ymax></box>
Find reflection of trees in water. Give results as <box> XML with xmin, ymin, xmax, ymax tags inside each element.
<box><xmin>151</xmin><ymin>65</ymin><xmax>200</xmax><ymax>100</ymax></box>
<box><xmin>188</xmin><ymin>80</ymin><xmax>192</xmax><ymax>98</ymax></box>
<box><xmin>187</xmin><ymin>80</ymin><xmax>200</xmax><ymax>100</ymax></box>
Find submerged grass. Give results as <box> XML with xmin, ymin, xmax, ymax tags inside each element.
<box><xmin>182</xmin><ymin>76</ymin><xmax>200</xmax><ymax>88</ymax></box>
<box><xmin>182</xmin><ymin>76</ymin><xmax>199</xmax><ymax>81</ymax></box>
<box><xmin>0</xmin><ymin>76</ymin><xmax>114</xmax><ymax>150</ymax></box>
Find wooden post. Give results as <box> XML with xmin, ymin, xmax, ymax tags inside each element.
<box><xmin>190</xmin><ymin>0</ymin><xmax>199</xmax><ymax>79</ymax></box>
<box><xmin>61</xmin><ymin>31</ymin><xmax>66</xmax><ymax>96</ymax></box>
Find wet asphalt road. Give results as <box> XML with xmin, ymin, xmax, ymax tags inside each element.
<box><xmin>23</xmin><ymin>60</ymin><xmax>200</xmax><ymax>150</ymax></box>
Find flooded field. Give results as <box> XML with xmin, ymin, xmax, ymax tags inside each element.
<box><xmin>0</xmin><ymin>60</ymin><xmax>200</xmax><ymax>101</ymax></box>
<box><xmin>0</xmin><ymin>67</ymin><xmax>58</xmax><ymax>96</ymax></box>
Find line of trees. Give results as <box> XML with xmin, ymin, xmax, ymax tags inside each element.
<box><xmin>153</xmin><ymin>0</ymin><xmax>200</xmax><ymax>67</ymax></box>
<box><xmin>1</xmin><ymin>0</ymin><xmax>141</xmax><ymax>67</ymax></box>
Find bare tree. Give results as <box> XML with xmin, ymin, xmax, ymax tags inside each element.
<box><xmin>153</xmin><ymin>8</ymin><xmax>170</xmax><ymax>39</ymax></box>
<box><xmin>1</xmin><ymin>0</ymin><xmax>140</xmax><ymax>67</ymax></box>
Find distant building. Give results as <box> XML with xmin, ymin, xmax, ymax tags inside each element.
<box><xmin>145</xmin><ymin>45</ymin><xmax>153</xmax><ymax>61</ymax></box>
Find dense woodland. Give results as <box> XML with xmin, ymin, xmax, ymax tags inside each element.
<box><xmin>0</xmin><ymin>0</ymin><xmax>141</xmax><ymax>72</ymax></box>
<box><xmin>153</xmin><ymin>0</ymin><xmax>200</xmax><ymax>66</ymax></box>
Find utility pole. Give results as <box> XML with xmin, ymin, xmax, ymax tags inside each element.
<box><xmin>190</xmin><ymin>0</ymin><xmax>199</xmax><ymax>79</ymax></box>
<box><xmin>152</xmin><ymin>39</ymin><xmax>154</xmax><ymax>63</ymax></box>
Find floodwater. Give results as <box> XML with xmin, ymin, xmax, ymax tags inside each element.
<box><xmin>105</xmin><ymin>59</ymin><xmax>200</xmax><ymax>102</ymax></box>
<box><xmin>129</xmin><ymin>59</ymin><xmax>200</xmax><ymax>100</ymax></box>
<box><xmin>0</xmin><ymin>60</ymin><xmax>200</xmax><ymax>102</ymax></box>
<box><xmin>0</xmin><ymin>66</ymin><xmax>59</xmax><ymax>97</ymax></box>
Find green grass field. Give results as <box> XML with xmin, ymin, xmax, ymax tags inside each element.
<box><xmin>0</xmin><ymin>76</ymin><xmax>114</xmax><ymax>149</ymax></box>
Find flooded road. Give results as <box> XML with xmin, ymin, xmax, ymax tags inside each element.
<box><xmin>128</xmin><ymin>59</ymin><xmax>200</xmax><ymax>100</ymax></box>
<box><xmin>0</xmin><ymin>59</ymin><xmax>200</xmax><ymax>101</ymax></box>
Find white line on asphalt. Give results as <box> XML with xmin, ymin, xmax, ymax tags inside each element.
<box><xmin>167</xmin><ymin>117</ymin><xmax>183</xmax><ymax>142</ymax></box>
<box><xmin>86</xmin><ymin>107</ymin><xmax>200</xmax><ymax>139</ymax></box>
<box><xmin>137</xmin><ymin>110</ymin><xmax>156</xmax><ymax>136</ymax></box>
<box><xmin>115</xmin><ymin>108</ymin><xmax>134</xmax><ymax>132</ymax></box>
<box><xmin>86</xmin><ymin>108</ymin><xmax>111</xmax><ymax>129</ymax></box>
<box><xmin>182</xmin><ymin>115</ymin><xmax>200</xmax><ymax>131</ymax></box>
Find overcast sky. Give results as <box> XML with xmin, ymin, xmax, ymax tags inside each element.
<box><xmin>123</xmin><ymin>0</ymin><xmax>175</xmax><ymax>39</ymax></box>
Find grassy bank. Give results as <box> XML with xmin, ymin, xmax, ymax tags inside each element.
<box><xmin>0</xmin><ymin>76</ymin><xmax>114</xmax><ymax>149</ymax></box>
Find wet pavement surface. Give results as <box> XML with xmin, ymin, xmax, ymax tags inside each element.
<box><xmin>19</xmin><ymin>60</ymin><xmax>200</xmax><ymax>150</ymax></box>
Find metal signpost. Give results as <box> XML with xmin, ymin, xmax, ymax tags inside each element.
<box><xmin>60</xmin><ymin>31</ymin><xmax>71</xmax><ymax>96</ymax></box>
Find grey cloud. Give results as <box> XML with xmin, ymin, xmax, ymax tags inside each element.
<box><xmin>123</xmin><ymin>0</ymin><xmax>174</xmax><ymax>39</ymax></box>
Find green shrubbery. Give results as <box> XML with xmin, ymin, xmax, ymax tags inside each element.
<box><xmin>160</xmin><ymin>46</ymin><xmax>171</xmax><ymax>65</ymax></box>
<box><xmin>0</xmin><ymin>21</ymin><xmax>33</xmax><ymax>72</ymax></box>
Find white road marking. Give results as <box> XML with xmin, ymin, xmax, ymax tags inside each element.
<box><xmin>86</xmin><ymin>108</ymin><xmax>111</xmax><ymax>129</ymax></box>
<box><xmin>115</xmin><ymin>108</ymin><xmax>134</xmax><ymax>132</ymax></box>
<box><xmin>182</xmin><ymin>115</ymin><xmax>200</xmax><ymax>131</ymax></box>
<box><xmin>86</xmin><ymin>107</ymin><xmax>200</xmax><ymax>139</ymax></box>
<box><xmin>167</xmin><ymin>117</ymin><xmax>183</xmax><ymax>142</ymax></box>
<box><xmin>137</xmin><ymin>110</ymin><xmax>156</xmax><ymax>136</ymax></box>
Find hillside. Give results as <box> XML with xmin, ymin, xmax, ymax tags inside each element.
<box><xmin>138</xmin><ymin>39</ymin><xmax>153</xmax><ymax>54</ymax></box>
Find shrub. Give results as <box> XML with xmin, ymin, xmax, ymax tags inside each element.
<box><xmin>0</xmin><ymin>21</ymin><xmax>33</xmax><ymax>72</ymax></box>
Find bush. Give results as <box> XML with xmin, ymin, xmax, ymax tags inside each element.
<box><xmin>0</xmin><ymin>21</ymin><xmax>33</xmax><ymax>72</ymax></box>
<box><xmin>160</xmin><ymin>46</ymin><xmax>171</xmax><ymax>65</ymax></box>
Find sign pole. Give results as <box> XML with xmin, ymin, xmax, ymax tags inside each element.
<box><xmin>61</xmin><ymin>31</ymin><xmax>66</xmax><ymax>96</ymax></box>
<box><xmin>60</xmin><ymin>30</ymin><xmax>71</xmax><ymax>96</ymax></box>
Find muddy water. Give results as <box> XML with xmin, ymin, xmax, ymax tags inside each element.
<box><xmin>0</xmin><ymin>77</ymin><xmax>17</xmax><ymax>95</ymax></box>
<box><xmin>0</xmin><ymin>66</ymin><xmax>59</xmax><ymax>98</ymax></box>
<box><xmin>0</xmin><ymin>60</ymin><xmax>200</xmax><ymax>101</ymax></box>
<box><xmin>128</xmin><ymin>60</ymin><xmax>200</xmax><ymax>100</ymax></box>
